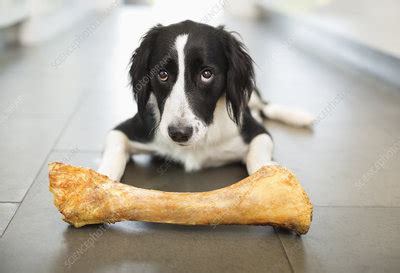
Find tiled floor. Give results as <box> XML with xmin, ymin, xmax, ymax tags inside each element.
<box><xmin>1</xmin><ymin>6</ymin><xmax>400</xmax><ymax>273</ymax></box>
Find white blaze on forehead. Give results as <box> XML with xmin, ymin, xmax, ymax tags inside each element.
<box><xmin>175</xmin><ymin>34</ymin><xmax>188</xmax><ymax>89</ymax></box>
<box><xmin>163</xmin><ymin>34</ymin><xmax>189</xmax><ymax>118</ymax></box>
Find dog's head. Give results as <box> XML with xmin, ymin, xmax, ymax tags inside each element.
<box><xmin>129</xmin><ymin>20</ymin><xmax>254</xmax><ymax>146</ymax></box>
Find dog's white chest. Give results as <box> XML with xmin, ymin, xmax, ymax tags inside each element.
<box><xmin>152</xmin><ymin>133</ymin><xmax>248</xmax><ymax>171</ymax></box>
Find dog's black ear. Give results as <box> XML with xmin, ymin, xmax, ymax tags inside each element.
<box><xmin>219</xmin><ymin>26</ymin><xmax>255</xmax><ymax>125</ymax></box>
<box><xmin>129</xmin><ymin>24</ymin><xmax>163</xmax><ymax>119</ymax></box>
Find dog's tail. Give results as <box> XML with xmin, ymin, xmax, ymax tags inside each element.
<box><xmin>249</xmin><ymin>90</ymin><xmax>315</xmax><ymax>127</ymax></box>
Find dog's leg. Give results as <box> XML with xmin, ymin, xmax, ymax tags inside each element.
<box><xmin>248</xmin><ymin>91</ymin><xmax>314</xmax><ymax>127</ymax></box>
<box><xmin>98</xmin><ymin>130</ymin><xmax>131</xmax><ymax>181</ymax></box>
<box><xmin>245</xmin><ymin>133</ymin><xmax>277</xmax><ymax>175</ymax></box>
<box><xmin>262</xmin><ymin>104</ymin><xmax>314</xmax><ymax>127</ymax></box>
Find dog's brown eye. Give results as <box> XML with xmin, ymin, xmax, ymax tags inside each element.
<box><xmin>158</xmin><ymin>70</ymin><xmax>168</xmax><ymax>81</ymax></box>
<box><xmin>201</xmin><ymin>70</ymin><xmax>213</xmax><ymax>81</ymax></box>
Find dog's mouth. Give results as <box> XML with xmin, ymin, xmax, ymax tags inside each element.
<box><xmin>178</xmin><ymin>143</ymin><xmax>189</xmax><ymax>147</ymax></box>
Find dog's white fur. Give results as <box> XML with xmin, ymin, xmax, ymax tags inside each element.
<box><xmin>98</xmin><ymin>35</ymin><xmax>313</xmax><ymax>181</ymax></box>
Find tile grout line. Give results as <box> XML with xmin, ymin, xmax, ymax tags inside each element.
<box><xmin>1</xmin><ymin>152</ymin><xmax>53</xmax><ymax>238</ymax></box>
<box><xmin>0</xmin><ymin>203</ymin><xmax>19</xmax><ymax>238</ymax></box>
<box><xmin>1</xmin><ymin>89</ymin><xmax>93</xmax><ymax>238</ymax></box>
<box><xmin>275</xmin><ymin>228</ymin><xmax>295</xmax><ymax>273</ymax></box>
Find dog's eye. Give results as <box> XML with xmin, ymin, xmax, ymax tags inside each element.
<box><xmin>158</xmin><ymin>70</ymin><xmax>168</xmax><ymax>81</ymax></box>
<box><xmin>201</xmin><ymin>70</ymin><xmax>213</xmax><ymax>82</ymax></box>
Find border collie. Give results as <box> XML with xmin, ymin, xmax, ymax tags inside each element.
<box><xmin>98</xmin><ymin>20</ymin><xmax>313</xmax><ymax>181</ymax></box>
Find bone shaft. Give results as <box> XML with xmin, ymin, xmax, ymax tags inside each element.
<box><xmin>104</xmin><ymin>183</ymin><xmax>254</xmax><ymax>225</ymax></box>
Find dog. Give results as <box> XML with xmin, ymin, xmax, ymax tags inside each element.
<box><xmin>98</xmin><ymin>20</ymin><xmax>313</xmax><ymax>181</ymax></box>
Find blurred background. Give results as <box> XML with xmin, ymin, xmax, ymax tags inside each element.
<box><xmin>1</xmin><ymin>0</ymin><xmax>400</xmax><ymax>53</ymax></box>
<box><xmin>1</xmin><ymin>0</ymin><xmax>400</xmax><ymax>86</ymax></box>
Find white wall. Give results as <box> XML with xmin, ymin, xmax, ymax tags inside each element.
<box><xmin>1</xmin><ymin>0</ymin><xmax>120</xmax><ymax>45</ymax></box>
<box><xmin>0</xmin><ymin>0</ymin><xmax>29</xmax><ymax>27</ymax></box>
<box><xmin>259</xmin><ymin>0</ymin><xmax>400</xmax><ymax>58</ymax></box>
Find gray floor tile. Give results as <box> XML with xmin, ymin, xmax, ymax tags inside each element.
<box><xmin>122</xmin><ymin>154</ymin><xmax>248</xmax><ymax>191</ymax></box>
<box><xmin>0</xmin><ymin>117</ymin><xmax>66</xmax><ymax>202</ymax></box>
<box><xmin>0</xmin><ymin>70</ymin><xmax>87</xmax><ymax>117</ymax></box>
<box><xmin>278</xmin><ymin>207</ymin><xmax>400</xmax><ymax>273</ymax></box>
<box><xmin>269</xmin><ymin>121</ymin><xmax>400</xmax><ymax>207</ymax></box>
<box><xmin>0</xmin><ymin>203</ymin><xmax>18</xmax><ymax>237</ymax></box>
<box><xmin>0</xmin><ymin>152</ymin><xmax>292</xmax><ymax>273</ymax></box>
<box><xmin>55</xmin><ymin>88</ymin><xmax>136</xmax><ymax>151</ymax></box>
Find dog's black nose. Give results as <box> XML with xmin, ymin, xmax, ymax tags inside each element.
<box><xmin>168</xmin><ymin>125</ymin><xmax>193</xmax><ymax>143</ymax></box>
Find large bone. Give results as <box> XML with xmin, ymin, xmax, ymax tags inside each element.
<box><xmin>49</xmin><ymin>162</ymin><xmax>313</xmax><ymax>234</ymax></box>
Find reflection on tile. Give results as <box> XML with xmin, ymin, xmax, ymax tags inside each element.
<box><xmin>122</xmin><ymin>155</ymin><xmax>248</xmax><ymax>191</ymax></box>
<box><xmin>0</xmin><ymin>117</ymin><xmax>66</xmax><ymax>202</ymax></box>
<box><xmin>0</xmin><ymin>70</ymin><xmax>84</xmax><ymax>117</ymax></box>
<box><xmin>55</xmin><ymin>88</ymin><xmax>136</xmax><ymax>151</ymax></box>
<box><xmin>269</xmin><ymin>122</ymin><xmax>400</xmax><ymax>207</ymax></box>
<box><xmin>278</xmin><ymin>207</ymin><xmax>400</xmax><ymax>273</ymax></box>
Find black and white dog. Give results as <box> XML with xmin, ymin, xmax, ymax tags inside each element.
<box><xmin>98</xmin><ymin>20</ymin><xmax>313</xmax><ymax>181</ymax></box>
